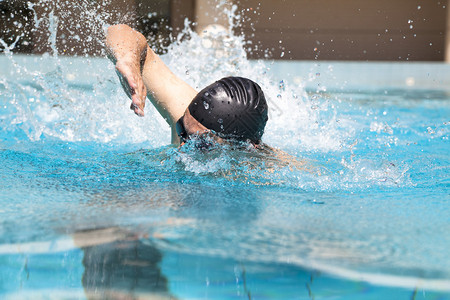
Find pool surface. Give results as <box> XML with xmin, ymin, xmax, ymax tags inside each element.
<box><xmin>1</xmin><ymin>29</ymin><xmax>450</xmax><ymax>299</ymax></box>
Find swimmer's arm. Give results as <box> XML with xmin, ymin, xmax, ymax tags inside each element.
<box><xmin>106</xmin><ymin>24</ymin><xmax>148</xmax><ymax>116</ymax></box>
<box><xmin>106</xmin><ymin>24</ymin><xmax>197</xmax><ymax>143</ymax></box>
<box><xmin>260</xmin><ymin>144</ymin><xmax>320</xmax><ymax>174</ymax></box>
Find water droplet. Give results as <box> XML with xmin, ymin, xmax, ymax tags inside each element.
<box><xmin>218</xmin><ymin>118</ymin><xmax>223</xmax><ymax>124</ymax></box>
<box><xmin>417</xmin><ymin>5</ymin><xmax>421</xmax><ymax>9</ymax></box>
<box><xmin>280</xmin><ymin>51</ymin><xmax>285</xmax><ymax>57</ymax></box>
<box><xmin>185</xmin><ymin>70</ymin><xmax>189</xmax><ymax>75</ymax></box>
<box><xmin>278</xmin><ymin>80</ymin><xmax>285</xmax><ymax>91</ymax></box>
<box><xmin>203</xmin><ymin>101</ymin><xmax>209</xmax><ymax>109</ymax></box>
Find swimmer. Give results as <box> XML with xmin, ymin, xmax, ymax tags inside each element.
<box><xmin>106</xmin><ymin>24</ymin><xmax>267</xmax><ymax>146</ymax></box>
<box><xmin>106</xmin><ymin>25</ymin><xmax>315</xmax><ymax>172</ymax></box>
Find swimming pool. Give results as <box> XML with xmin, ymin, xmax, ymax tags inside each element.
<box><xmin>1</xmin><ymin>35</ymin><xmax>449</xmax><ymax>298</ymax></box>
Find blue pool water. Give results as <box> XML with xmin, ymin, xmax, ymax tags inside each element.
<box><xmin>1</xmin><ymin>27</ymin><xmax>450</xmax><ymax>299</ymax></box>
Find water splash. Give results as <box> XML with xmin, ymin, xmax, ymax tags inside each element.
<box><xmin>0</xmin><ymin>2</ymin><xmax>413</xmax><ymax>191</ymax></box>
<box><xmin>2</xmin><ymin>1</ymin><xmax>346</xmax><ymax>150</ymax></box>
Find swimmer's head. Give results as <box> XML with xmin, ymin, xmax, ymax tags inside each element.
<box><xmin>176</xmin><ymin>77</ymin><xmax>268</xmax><ymax>145</ymax></box>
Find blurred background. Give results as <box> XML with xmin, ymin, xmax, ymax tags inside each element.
<box><xmin>0</xmin><ymin>0</ymin><xmax>449</xmax><ymax>61</ymax></box>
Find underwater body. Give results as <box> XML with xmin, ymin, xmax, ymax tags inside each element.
<box><xmin>0</xmin><ymin>2</ymin><xmax>450</xmax><ymax>299</ymax></box>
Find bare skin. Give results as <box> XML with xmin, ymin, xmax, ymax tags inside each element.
<box><xmin>106</xmin><ymin>24</ymin><xmax>197</xmax><ymax>143</ymax></box>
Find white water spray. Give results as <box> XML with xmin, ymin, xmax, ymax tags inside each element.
<box><xmin>0</xmin><ymin>1</ymin><xmax>412</xmax><ymax>190</ymax></box>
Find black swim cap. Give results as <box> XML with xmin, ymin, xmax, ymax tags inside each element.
<box><xmin>182</xmin><ymin>77</ymin><xmax>268</xmax><ymax>143</ymax></box>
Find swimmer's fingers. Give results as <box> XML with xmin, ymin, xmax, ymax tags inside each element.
<box><xmin>128</xmin><ymin>77</ymin><xmax>147</xmax><ymax>117</ymax></box>
<box><xmin>130</xmin><ymin>91</ymin><xmax>146</xmax><ymax>117</ymax></box>
<box><xmin>115</xmin><ymin>61</ymin><xmax>146</xmax><ymax>117</ymax></box>
<box><xmin>115</xmin><ymin>69</ymin><xmax>133</xmax><ymax>99</ymax></box>
<box><xmin>127</xmin><ymin>76</ymin><xmax>146</xmax><ymax>117</ymax></box>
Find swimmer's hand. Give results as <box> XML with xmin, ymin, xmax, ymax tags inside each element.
<box><xmin>115</xmin><ymin>58</ymin><xmax>146</xmax><ymax>117</ymax></box>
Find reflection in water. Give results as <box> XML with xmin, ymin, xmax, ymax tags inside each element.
<box><xmin>68</xmin><ymin>180</ymin><xmax>263</xmax><ymax>299</ymax></box>
<box><xmin>74</xmin><ymin>228</ymin><xmax>175</xmax><ymax>300</ymax></box>
<box><xmin>2</xmin><ymin>226</ymin><xmax>448</xmax><ymax>299</ymax></box>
